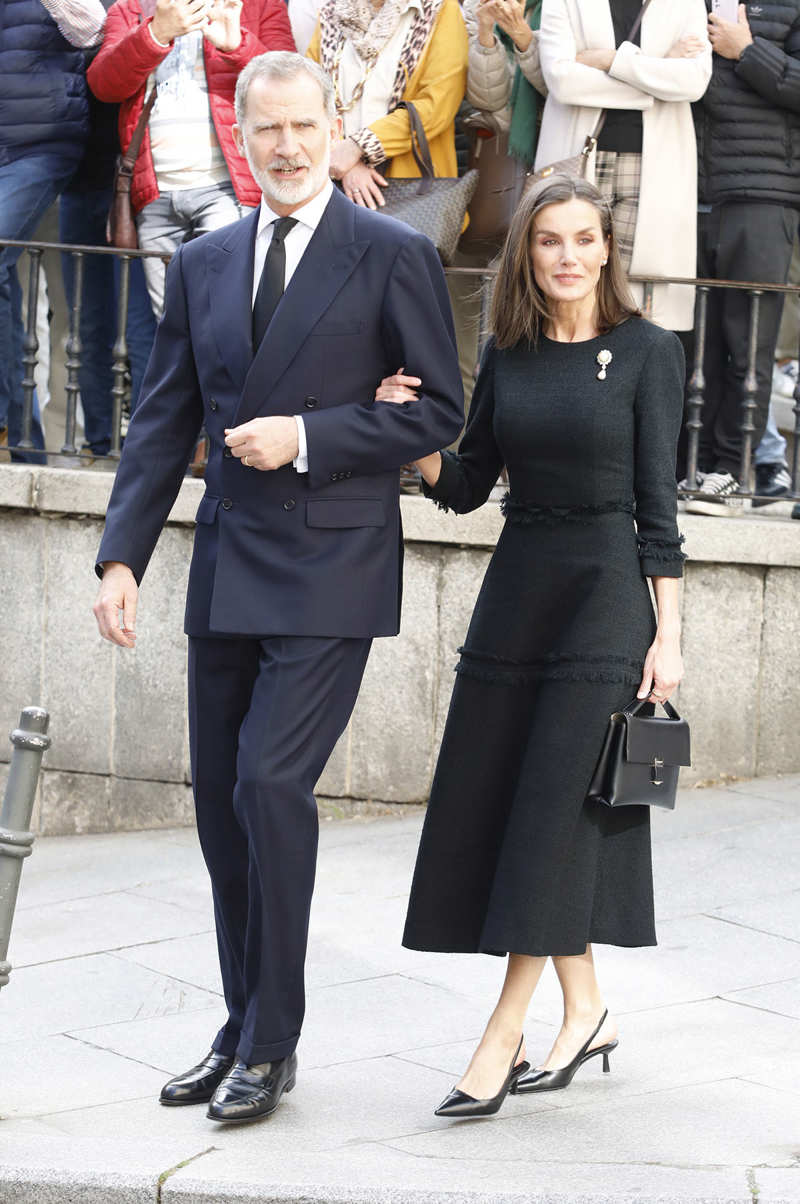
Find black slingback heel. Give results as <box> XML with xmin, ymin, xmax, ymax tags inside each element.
<box><xmin>512</xmin><ymin>1009</ymin><xmax>618</xmax><ymax>1094</ymax></box>
<box><xmin>434</xmin><ymin>1036</ymin><xmax>529</xmax><ymax>1118</ymax></box>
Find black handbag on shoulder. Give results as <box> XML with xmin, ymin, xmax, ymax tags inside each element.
<box><xmin>586</xmin><ymin>697</ymin><xmax>691</xmax><ymax>811</ymax></box>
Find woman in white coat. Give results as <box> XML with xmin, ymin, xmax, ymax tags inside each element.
<box><xmin>537</xmin><ymin>0</ymin><xmax>711</xmax><ymax>332</ymax></box>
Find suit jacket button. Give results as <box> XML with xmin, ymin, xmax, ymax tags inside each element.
<box><xmin>344</xmin><ymin>471</ymin><xmax>352</xmax><ymax>478</ymax></box>
<box><xmin>209</xmin><ymin>398</ymin><xmax>218</xmax><ymax>411</ymax></box>
<box><xmin>224</xmin><ymin>446</ymin><xmax>232</xmax><ymax>458</ymax></box>
<box><xmin>222</xmin><ymin>498</ymin><xmax>233</xmax><ymax>510</ymax></box>
<box><xmin>283</xmin><ymin>498</ymin><xmax>296</xmax><ymax>511</ymax></box>
<box><xmin>304</xmin><ymin>395</ymin><xmax>318</xmax><ymax>409</ymax></box>
<box><xmin>330</xmin><ymin>472</ymin><xmax>339</xmax><ymax>482</ymax></box>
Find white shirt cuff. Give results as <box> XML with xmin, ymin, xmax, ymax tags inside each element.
<box><xmin>147</xmin><ymin>20</ymin><xmax>171</xmax><ymax>47</ymax></box>
<box><xmin>293</xmin><ymin>415</ymin><xmax>308</xmax><ymax>473</ymax></box>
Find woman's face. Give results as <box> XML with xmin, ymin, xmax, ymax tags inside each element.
<box><xmin>529</xmin><ymin>198</ymin><xmax>610</xmax><ymax>307</ymax></box>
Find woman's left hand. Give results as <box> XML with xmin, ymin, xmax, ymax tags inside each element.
<box><xmin>637</xmin><ymin>632</ymin><xmax>683</xmax><ymax>703</ymax></box>
<box><xmin>375</xmin><ymin>368</ymin><xmax>421</xmax><ymax>403</ymax></box>
<box><xmin>576</xmin><ymin>48</ymin><xmax>615</xmax><ymax>71</ymax></box>
<box><xmin>342</xmin><ymin>162</ymin><xmax>388</xmax><ymax>208</ymax></box>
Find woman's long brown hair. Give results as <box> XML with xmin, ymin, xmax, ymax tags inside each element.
<box><xmin>490</xmin><ymin>174</ymin><xmax>640</xmax><ymax>350</ymax></box>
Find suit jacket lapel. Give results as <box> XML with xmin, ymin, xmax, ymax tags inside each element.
<box><xmin>234</xmin><ymin>188</ymin><xmax>370</xmax><ymax>426</ymax></box>
<box><xmin>206</xmin><ymin>208</ymin><xmax>259</xmax><ymax>394</ymax></box>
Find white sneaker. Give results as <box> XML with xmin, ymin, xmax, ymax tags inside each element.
<box><xmin>678</xmin><ymin>470</ymin><xmax>705</xmax><ymax>491</ymax></box>
<box><xmin>684</xmin><ymin>471</ymin><xmax>746</xmax><ymax>517</ymax></box>
<box><xmin>772</xmin><ymin>360</ymin><xmax>799</xmax><ymax>399</ymax></box>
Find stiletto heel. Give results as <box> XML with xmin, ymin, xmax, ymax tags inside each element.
<box><xmin>434</xmin><ymin>1036</ymin><xmax>529</xmax><ymax>1119</ymax></box>
<box><xmin>513</xmin><ymin>1009</ymin><xmax>618</xmax><ymax>1095</ymax></box>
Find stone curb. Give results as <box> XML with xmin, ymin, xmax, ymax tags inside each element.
<box><xmin>1</xmin><ymin>1167</ymin><xmax>785</xmax><ymax>1204</ymax></box>
<box><xmin>1</xmin><ymin>463</ymin><xmax>799</xmax><ymax>565</ymax></box>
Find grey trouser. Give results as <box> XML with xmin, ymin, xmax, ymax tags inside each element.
<box><xmin>136</xmin><ymin>180</ymin><xmax>256</xmax><ymax>317</ymax></box>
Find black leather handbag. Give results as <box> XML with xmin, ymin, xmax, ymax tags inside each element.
<box><xmin>586</xmin><ymin>697</ymin><xmax>691</xmax><ymax>811</ymax></box>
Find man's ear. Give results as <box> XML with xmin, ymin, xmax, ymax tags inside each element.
<box><xmin>330</xmin><ymin>115</ymin><xmax>343</xmax><ymax>143</ymax></box>
<box><xmin>232</xmin><ymin>123</ymin><xmax>244</xmax><ymax>156</ymax></box>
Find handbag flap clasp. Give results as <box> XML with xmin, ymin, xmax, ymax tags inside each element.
<box><xmin>622</xmin><ymin>712</ymin><xmax>691</xmax><ymax>769</ymax></box>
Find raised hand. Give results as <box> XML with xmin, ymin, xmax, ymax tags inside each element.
<box><xmin>707</xmin><ymin>3</ymin><xmax>752</xmax><ymax>60</ymax></box>
<box><xmin>203</xmin><ymin>0</ymin><xmax>243</xmax><ymax>52</ymax></box>
<box><xmin>150</xmin><ymin>0</ymin><xmax>210</xmax><ymax>44</ymax></box>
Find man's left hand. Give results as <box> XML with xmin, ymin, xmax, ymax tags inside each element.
<box><xmin>708</xmin><ymin>4</ymin><xmax>752</xmax><ymax>60</ymax></box>
<box><xmin>225</xmin><ymin>417</ymin><xmax>299</xmax><ymax>470</ymax></box>
<box><xmin>203</xmin><ymin>0</ymin><xmax>242</xmax><ymax>51</ymax></box>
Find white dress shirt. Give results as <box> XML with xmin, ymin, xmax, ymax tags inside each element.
<box><xmin>252</xmin><ymin>179</ymin><xmax>334</xmax><ymax>474</ymax></box>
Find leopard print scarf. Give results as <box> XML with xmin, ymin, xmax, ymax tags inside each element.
<box><xmin>318</xmin><ymin>0</ymin><xmax>442</xmax><ymax>114</ymax></box>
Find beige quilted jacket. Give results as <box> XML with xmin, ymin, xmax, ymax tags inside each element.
<box><xmin>463</xmin><ymin>0</ymin><xmax>547</xmax><ymax>131</ymax></box>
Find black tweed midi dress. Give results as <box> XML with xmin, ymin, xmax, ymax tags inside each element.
<box><xmin>402</xmin><ymin>317</ymin><xmax>685</xmax><ymax>958</ymax></box>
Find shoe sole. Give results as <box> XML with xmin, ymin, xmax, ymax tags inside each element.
<box><xmin>159</xmin><ymin>1095</ymin><xmax>216</xmax><ymax>1106</ymax></box>
<box><xmin>206</xmin><ymin>1077</ymin><xmax>295</xmax><ymax>1124</ymax></box>
<box><xmin>512</xmin><ymin>1040</ymin><xmax>619</xmax><ymax>1095</ymax></box>
<box><xmin>684</xmin><ymin>500</ymin><xmax>745</xmax><ymax>517</ymax></box>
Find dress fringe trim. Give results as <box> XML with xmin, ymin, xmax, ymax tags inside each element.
<box><xmin>501</xmin><ymin>495</ymin><xmax>635</xmax><ymax>524</ymax></box>
<box><xmin>455</xmin><ymin>646</ymin><xmax>642</xmax><ymax>687</ymax></box>
<box><xmin>636</xmin><ymin>533</ymin><xmax>687</xmax><ymax>564</ymax></box>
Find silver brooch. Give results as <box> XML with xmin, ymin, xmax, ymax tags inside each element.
<box><xmin>596</xmin><ymin>349</ymin><xmax>613</xmax><ymax>380</ymax></box>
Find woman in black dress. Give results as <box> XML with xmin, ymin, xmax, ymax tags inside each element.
<box><xmin>378</xmin><ymin>174</ymin><xmax>685</xmax><ymax>1118</ymax></box>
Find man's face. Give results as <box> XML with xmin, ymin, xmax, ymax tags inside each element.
<box><xmin>233</xmin><ymin>72</ymin><xmax>341</xmax><ymax>212</ymax></box>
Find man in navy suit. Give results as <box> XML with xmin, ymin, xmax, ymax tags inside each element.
<box><xmin>92</xmin><ymin>51</ymin><xmax>463</xmax><ymax>1124</ymax></box>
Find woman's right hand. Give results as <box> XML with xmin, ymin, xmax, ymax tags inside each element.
<box><xmin>666</xmin><ymin>35</ymin><xmax>706</xmax><ymax>58</ymax></box>
<box><xmin>375</xmin><ymin>368</ymin><xmax>421</xmax><ymax>404</ymax></box>
<box><xmin>479</xmin><ymin>0</ymin><xmax>532</xmax><ymax>52</ymax></box>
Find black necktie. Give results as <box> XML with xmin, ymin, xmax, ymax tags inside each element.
<box><xmin>252</xmin><ymin>216</ymin><xmax>298</xmax><ymax>349</ymax></box>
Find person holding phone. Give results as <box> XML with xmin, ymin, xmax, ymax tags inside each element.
<box><xmin>686</xmin><ymin>0</ymin><xmax>800</xmax><ymax>514</ymax></box>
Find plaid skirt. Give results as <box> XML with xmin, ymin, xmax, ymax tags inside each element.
<box><xmin>594</xmin><ymin>151</ymin><xmax>642</xmax><ymax>273</ymax></box>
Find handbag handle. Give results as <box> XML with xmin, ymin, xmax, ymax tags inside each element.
<box><xmin>623</xmin><ymin>695</ymin><xmax>681</xmax><ymax>721</ymax></box>
<box><xmin>394</xmin><ymin>101</ymin><xmax>435</xmax><ymax>195</ymax></box>
<box><xmin>581</xmin><ymin>0</ymin><xmax>656</xmax><ymax>159</ymax></box>
<box><xmin>119</xmin><ymin>86</ymin><xmax>157</xmax><ymax>178</ymax></box>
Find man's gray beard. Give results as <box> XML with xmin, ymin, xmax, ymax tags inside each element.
<box><xmin>243</xmin><ymin>142</ymin><xmax>331</xmax><ymax>207</ymax></box>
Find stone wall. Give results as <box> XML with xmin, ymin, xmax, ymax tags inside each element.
<box><xmin>1</xmin><ymin>464</ymin><xmax>798</xmax><ymax>835</ymax></box>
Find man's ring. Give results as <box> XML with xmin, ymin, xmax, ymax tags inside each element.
<box><xmin>243</xmin><ymin>454</ymin><xmax>251</xmax><ymax>467</ymax></box>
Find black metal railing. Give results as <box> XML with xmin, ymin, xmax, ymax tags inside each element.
<box><xmin>1</xmin><ymin>238</ymin><xmax>799</xmax><ymax>504</ymax></box>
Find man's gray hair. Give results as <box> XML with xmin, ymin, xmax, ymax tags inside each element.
<box><xmin>235</xmin><ymin>53</ymin><xmax>336</xmax><ymax>126</ymax></box>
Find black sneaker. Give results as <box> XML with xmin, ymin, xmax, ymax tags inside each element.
<box><xmin>684</xmin><ymin>471</ymin><xmax>746</xmax><ymax>517</ymax></box>
<box><xmin>753</xmin><ymin>463</ymin><xmax>792</xmax><ymax>507</ymax></box>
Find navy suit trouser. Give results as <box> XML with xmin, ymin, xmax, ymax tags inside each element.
<box><xmin>188</xmin><ymin>633</ymin><xmax>372</xmax><ymax>1065</ymax></box>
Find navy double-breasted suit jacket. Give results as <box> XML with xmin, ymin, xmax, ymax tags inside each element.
<box><xmin>97</xmin><ymin>187</ymin><xmax>464</xmax><ymax>638</ymax></box>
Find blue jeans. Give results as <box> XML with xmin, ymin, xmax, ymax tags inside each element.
<box><xmin>0</xmin><ymin>152</ymin><xmax>77</xmax><ymax>463</ymax></box>
<box><xmin>60</xmin><ymin>189</ymin><xmax>157</xmax><ymax>454</ymax></box>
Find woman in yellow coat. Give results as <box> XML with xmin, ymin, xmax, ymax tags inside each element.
<box><xmin>307</xmin><ymin>0</ymin><xmax>467</xmax><ymax>209</ymax></box>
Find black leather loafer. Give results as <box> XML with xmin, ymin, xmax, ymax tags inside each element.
<box><xmin>206</xmin><ymin>1052</ymin><xmax>297</xmax><ymax>1124</ymax></box>
<box><xmin>159</xmin><ymin>1050</ymin><xmax>234</xmax><ymax>1106</ymax></box>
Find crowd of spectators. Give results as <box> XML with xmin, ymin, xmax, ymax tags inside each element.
<box><xmin>0</xmin><ymin>0</ymin><xmax>799</xmax><ymax>514</ymax></box>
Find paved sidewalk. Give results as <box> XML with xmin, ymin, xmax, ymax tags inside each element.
<box><xmin>1</xmin><ymin>777</ymin><xmax>799</xmax><ymax>1204</ymax></box>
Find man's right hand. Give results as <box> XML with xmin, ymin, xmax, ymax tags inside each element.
<box><xmin>151</xmin><ymin>0</ymin><xmax>210</xmax><ymax>45</ymax></box>
<box><xmin>93</xmin><ymin>563</ymin><xmax>139</xmax><ymax>649</ymax></box>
